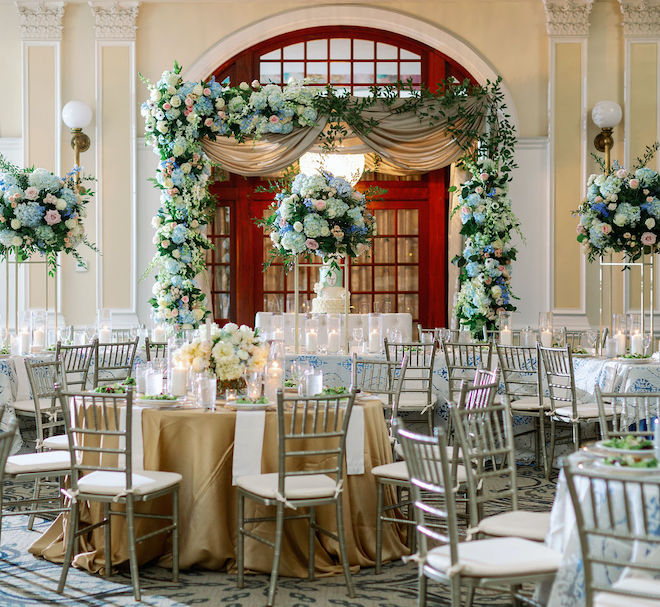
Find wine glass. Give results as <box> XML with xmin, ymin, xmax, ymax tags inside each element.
<box><xmin>644</xmin><ymin>333</ymin><xmax>654</xmax><ymax>356</ymax></box>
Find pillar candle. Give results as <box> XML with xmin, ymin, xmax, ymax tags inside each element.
<box><xmin>18</xmin><ymin>330</ymin><xmax>30</xmax><ymax>355</ymax></box>
<box><xmin>540</xmin><ymin>329</ymin><xmax>552</xmax><ymax>348</ymax></box>
<box><xmin>615</xmin><ymin>331</ymin><xmax>626</xmax><ymax>356</ymax></box>
<box><xmin>153</xmin><ymin>325</ymin><xmax>166</xmax><ymax>342</ymax></box>
<box><xmin>99</xmin><ymin>326</ymin><xmax>112</xmax><ymax>343</ymax></box>
<box><xmin>327</xmin><ymin>330</ymin><xmax>340</xmax><ymax>354</ymax></box>
<box><xmin>170</xmin><ymin>365</ymin><xmax>188</xmax><ymax>397</ymax></box>
<box><xmin>305</xmin><ymin>330</ymin><xmax>318</xmax><ymax>353</ymax></box>
<box><xmin>368</xmin><ymin>329</ymin><xmax>380</xmax><ymax>353</ymax></box>
<box><xmin>33</xmin><ymin>328</ymin><xmax>45</xmax><ymax>348</ymax></box>
<box><xmin>500</xmin><ymin>328</ymin><xmax>512</xmax><ymax>346</ymax></box>
<box><xmin>630</xmin><ymin>332</ymin><xmax>643</xmax><ymax>356</ymax></box>
<box><xmin>264</xmin><ymin>363</ymin><xmax>284</xmax><ymax>402</ymax></box>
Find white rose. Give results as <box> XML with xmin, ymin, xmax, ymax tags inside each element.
<box><xmin>239</xmin><ymin>82</ymin><xmax>250</xmax><ymax>91</ymax></box>
<box><xmin>293</xmin><ymin>221</ymin><xmax>303</xmax><ymax>232</ymax></box>
<box><xmin>251</xmin><ymin>80</ymin><xmax>261</xmax><ymax>89</ymax></box>
<box><xmin>150</xmin><ymin>89</ymin><xmax>162</xmax><ymax>102</ymax></box>
<box><xmin>152</xmin><ymin>283</ymin><xmax>160</xmax><ymax>295</ymax></box>
<box><xmin>647</xmin><ymin>218</ymin><xmax>656</xmax><ymax>229</ymax></box>
<box><xmin>181</xmin><ymin>163</ymin><xmax>191</xmax><ymax>174</ymax></box>
<box><xmin>167</xmin><ymin>86</ymin><xmax>176</xmax><ymax>95</ymax></box>
<box><xmin>152</xmin><ymin>234</ymin><xmax>159</xmax><ymax>244</ymax></box>
<box><xmin>161</xmin><ymin>239</ymin><xmax>170</xmax><ymax>248</ymax></box>
<box><xmin>192</xmin><ymin>356</ymin><xmax>207</xmax><ymax>373</ymax></box>
<box><xmin>270</xmin><ymin>232</ymin><xmax>280</xmax><ymax>244</ymax></box>
<box><xmin>186</xmin><ymin>113</ymin><xmax>197</xmax><ymax>123</ymax></box>
<box><xmin>192</xmin><ymin>308</ymin><xmax>204</xmax><ymax>321</ymax></box>
<box><xmin>192</xmin><ymin>84</ymin><xmax>204</xmax><ymax>97</ymax></box>
<box><xmin>65</xmin><ymin>218</ymin><xmax>77</xmax><ymax>229</ymax></box>
<box><xmin>163</xmin><ymin>177</ymin><xmax>174</xmax><ymax>188</ymax></box>
<box><xmin>170</xmin><ymin>95</ymin><xmax>181</xmax><ymax>108</ymax></box>
<box><xmin>613</xmin><ymin>213</ymin><xmax>627</xmax><ymax>227</ymax></box>
<box><xmin>12</xmin><ymin>236</ymin><xmax>22</xmax><ymax>246</ymax></box>
<box><xmin>215</xmin><ymin>98</ymin><xmax>225</xmax><ymax>109</ymax></box>
<box><xmin>607</xmin><ymin>203</ymin><xmax>617</xmax><ymax>210</ymax></box>
<box><xmin>172</xmin><ymin>143</ymin><xmax>184</xmax><ymax>156</ymax></box>
<box><xmin>55</xmin><ymin>198</ymin><xmax>67</xmax><ymax>210</ymax></box>
<box><xmin>237</xmin><ymin>349</ymin><xmax>249</xmax><ymax>361</ymax></box>
<box><xmin>156</xmin><ymin>120</ymin><xmax>168</xmax><ymax>134</ymax></box>
<box><xmin>190</xmin><ymin>219</ymin><xmax>199</xmax><ymax>228</ymax></box>
<box><xmin>172</xmin><ymin>249</ymin><xmax>180</xmax><ymax>258</ymax></box>
<box><xmin>152</xmin><ymin>216</ymin><xmax>162</xmax><ymax>228</ymax></box>
<box><xmin>224</xmin><ymin>322</ymin><xmax>238</xmax><ymax>333</ymax></box>
<box><xmin>10</xmin><ymin>219</ymin><xmax>21</xmax><ymax>229</ymax></box>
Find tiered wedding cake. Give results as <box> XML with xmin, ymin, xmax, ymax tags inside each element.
<box><xmin>311</xmin><ymin>260</ymin><xmax>350</xmax><ymax>313</ymax></box>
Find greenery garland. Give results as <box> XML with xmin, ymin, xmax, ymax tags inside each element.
<box><xmin>142</xmin><ymin>62</ymin><xmax>518</xmax><ymax>330</ymax></box>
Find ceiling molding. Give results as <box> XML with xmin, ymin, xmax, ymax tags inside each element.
<box><xmin>542</xmin><ymin>0</ymin><xmax>594</xmax><ymax>37</ymax></box>
<box><xmin>88</xmin><ymin>1</ymin><xmax>139</xmax><ymax>40</ymax></box>
<box><xmin>15</xmin><ymin>1</ymin><xmax>64</xmax><ymax>40</ymax></box>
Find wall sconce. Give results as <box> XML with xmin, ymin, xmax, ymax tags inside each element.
<box><xmin>591</xmin><ymin>100</ymin><xmax>622</xmax><ymax>173</ymax></box>
<box><xmin>61</xmin><ymin>100</ymin><xmax>93</xmax><ymax>170</ymax></box>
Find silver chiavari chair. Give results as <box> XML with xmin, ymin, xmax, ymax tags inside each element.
<box><xmin>564</xmin><ymin>458</ymin><xmax>660</xmax><ymax>606</ymax></box>
<box><xmin>111</xmin><ymin>327</ymin><xmax>137</xmax><ymax>342</ymax></box>
<box><xmin>384</xmin><ymin>339</ymin><xmax>437</xmax><ymax>433</ymax></box>
<box><xmin>56</xmin><ymin>387</ymin><xmax>180</xmax><ymax>601</ymax></box>
<box><xmin>450</xmin><ymin>394</ymin><xmax>551</xmax><ymax>543</ymax></box>
<box><xmin>236</xmin><ymin>389</ymin><xmax>357</xmax><ymax>606</ymax></box>
<box><xmin>144</xmin><ymin>336</ymin><xmax>168</xmax><ymax>362</ymax></box>
<box><xmin>442</xmin><ymin>341</ymin><xmax>493</xmax><ymax>406</ymax></box>
<box><xmin>595</xmin><ymin>386</ymin><xmax>660</xmax><ymax>440</ymax></box>
<box><xmin>482</xmin><ymin>328</ymin><xmax>521</xmax><ymax>345</ymax></box>
<box><xmin>55</xmin><ymin>339</ymin><xmax>96</xmax><ymax>391</ymax></box>
<box><xmin>395</xmin><ymin>420</ymin><xmax>560</xmax><ymax>607</ymax></box>
<box><xmin>93</xmin><ymin>337</ymin><xmax>139</xmax><ymax>387</ymax></box>
<box><xmin>539</xmin><ymin>346</ymin><xmax>615</xmax><ymax>474</ymax></box>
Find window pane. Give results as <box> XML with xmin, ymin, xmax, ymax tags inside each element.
<box><xmin>261</xmin><ymin>49</ymin><xmax>281</xmax><ymax>60</ymax></box>
<box><xmin>330</xmin><ymin>62</ymin><xmax>351</xmax><ymax>84</ymax></box>
<box><xmin>214</xmin><ymin>265</ymin><xmax>230</xmax><ymax>291</ymax></box>
<box><xmin>398</xmin><ymin>209</ymin><xmax>419</xmax><ymax>234</ymax></box>
<box><xmin>283</xmin><ymin>62</ymin><xmax>304</xmax><ymax>82</ymax></box>
<box><xmin>351</xmin><ymin>266</ymin><xmax>372</xmax><ymax>291</ymax></box>
<box><xmin>377</xmin><ymin>62</ymin><xmax>398</xmax><ymax>84</ymax></box>
<box><xmin>374</xmin><ymin>267</ymin><xmax>395</xmax><ymax>291</ymax></box>
<box><xmin>374</xmin><ymin>238</ymin><xmax>394</xmax><ymax>263</ymax></box>
<box><xmin>353</xmin><ymin>39</ymin><xmax>374</xmax><ymax>60</ymax></box>
<box><xmin>353</xmin><ymin>61</ymin><xmax>374</xmax><ymax>83</ymax></box>
<box><xmin>400</xmin><ymin>62</ymin><xmax>421</xmax><ymax>85</ymax></box>
<box><xmin>263</xmin><ymin>294</ymin><xmax>284</xmax><ymax>313</ymax></box>
<box><xmin>377</xmin><ymin>42</ymin><xmax>397</xmax><ymax>59</ymax></box>
<box><xmin>330</xmin><ymin>38</ymin><xmax>351</xmax><ymax>59</ymax></box>
<box><xmin>398</xmin><ymin>294</ymin><xmax>418</xmax><ymax>318</ymax></box>
<box><xmin>263</xmin><ymin>265</ymin><xmax>284</xmax><ymax>291</ymax></box>
<box><xmin>397</xmin><ymin>266</ymin><xmax>418</xmax><ymax>291</ymax></box>
<box><xmin>306</xmin><ymin>61</ymin><xmax>328</xmax><ymax>84</ymax></box>
<box><xmin>283</xmin><ymin>43</ymin><xmax>304</xmax><ymax>59</ymax></box>
<box><xmin>353</xmin><ymin>86</ymin><xmax>372</xmax><ymax>97</ymax></box>
<box><xmin>216</xmin><ymin>237</ymin><xmax>230</xmax><ymax>263</ymax></box>
<box><xmin>375</xmin><ymin>209</ymin><xmax>395</xmax><ymax>234</ymax></box>
<box><xmin>374</xmin><ymin>294</ymin><xmax>393</xmax><ymax>312</ymax></box>
<box><xmin>400</xmin><ymin>49</ymin><xmax>420</xmax><ymax>60</ymax></box>
<box><xmin>307</xmin><ymin>39</ymin><xmax>327</xmax><ymax>60</ymax></box>
<box><xmin>214</xmin><ymin>293</ymin><xmax>230</xmax><ymax>318</ymax></box>
<box><xmin>398</xmin><ymin>237</ymin><xmax>419</xmax><ymax>263</ymax></box>
<box><xmin>215</xmin><ymin>206</ymin><xmax>230</xmax><ymax>233</ymax></box>
<box><xmin>260</xmin><ymin>62</ymin><xmax>280</xmax><ymax>84</ymax></box>
<box><xmin>352</xmin><ymin>293</ymin><xmax>372</xmax><ymax>313</ymax></box>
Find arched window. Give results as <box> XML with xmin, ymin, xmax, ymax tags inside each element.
<box><xmin>206</xmin><ymin>27</ymin><xmax>475</xmax><ymax>328</ymax></box>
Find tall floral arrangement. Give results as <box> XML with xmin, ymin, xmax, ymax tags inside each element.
<box><xmin>575</xmin><ymin>149</ymin><xmax>660</xmax><ymax>262</ymax></box>
<box><xmin>451</xmin><ymin>83</ymin><xmax>520</xmax><ymax>335</ymax></box>
<box><xmin>0</xmin><ymin>156</ymin><xmax>94</xmax><ymax>269</ymax></box>
<box><xmin>260</xmin><ymin>171</ymin><xmax>376</xmax><ymax>265</ymax></box>
<box><xmin>142</xmin><ymin>62</ymin><xmax>320</xmax><ymax>329</ymax></box>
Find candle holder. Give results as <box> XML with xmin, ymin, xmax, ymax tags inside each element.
<box><xmin>538</xmin><ymin>313</ymin><xmax>553</xmax><ymax>348</ymax></box>
<box><xmin>628</xmin><ymin>313</ymin><xmax>643</xmax><ymax>355</ymax></box>
<box><xmin>612</xmin><ymin>313</ymin><xmax>627</xmax><ymax>355</ymax></box>
<box><xmin>367</xmin><ymin>313</ymin><xmax>383</xmax><ymax>353</ymax></box>
<box><xmin>326</xmin><ymin>313</ymin><xmax>341</xmax><ymax>354</ymax></box>
<box><xmin>305</xmin><ymin>316</ymin><xmax>320</xmax><ymax>354</ymax></box>
<box><xmin>30</xmin><ymin>309</ymin><xmax>47</xmax><ymax>352</ymax></box>
<box><xmin>498</xmin><ymin>311</ymin><xmax>512</xmax><ymax>345</ymax></box>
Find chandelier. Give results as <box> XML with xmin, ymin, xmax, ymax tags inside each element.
<box><xmin>298</xmin><ymin>152</ymin><xmax>365</xmax><ymax>186</ymax></box>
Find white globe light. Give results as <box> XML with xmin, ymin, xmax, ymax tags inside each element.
<box><xmin>62</xmin><ymin>100</ymin><xmax>93</xmax><ymax>129</ymax></box>
<box><xmin>299</xmin><ymin>152</ymin><xmax>365</xmax><ymax>186</ymax></box>
<box><xmin>591</xmin><ymin>100</ymin><xmax>622</xmax><ymax>129</ymax></box>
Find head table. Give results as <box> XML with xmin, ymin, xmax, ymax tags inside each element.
<box><xmin>29</xmin><ymin>398</ymin><xmax>408</xmax><ymax>576</ymax></box>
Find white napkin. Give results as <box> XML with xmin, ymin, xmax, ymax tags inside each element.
<box><xmin>345</xmin><ymin>403</ymin><xmax>364</xmax><ymax>475</ymax></box>
<box><xmin>232</xmin><ymin>410</ymin><xmax>266</xmax><ymax>485</ymax></box>
<box><xmin>118</xmin><ymin>405</ymin><xmax>145</xmax><ymax>472</ymax></box>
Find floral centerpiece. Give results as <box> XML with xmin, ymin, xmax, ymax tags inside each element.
<box><xmin>575</xmin><ymin>160</ymin><xmax>660</xmax><ymax>262</ymax></box>
<box><xmin>260</xmin><ymin>171</ymin><xmax>376</xmax><ymax>265</ymax></box>
<box><xmin>172</xmin><ymin>322</ymin><xmax>268</xmax><ymax>391</ymax></box>
<box><xmin>452</xmin><ymin>156</ymin><xmax>521</xmax><ymax>335</ymax></box>
<box><xmin>0</xmin><ymin>156</ymin><xmax>94</xmax><ymax>268</ymax></box>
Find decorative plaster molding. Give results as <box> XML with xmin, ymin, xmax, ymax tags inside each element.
<box><xmin>15</xmin><ymin>1</ymin><xmax>64</xmax><ymax>40</ymax></box>
<box><xmin>543</xmin><ymin>0</ymin><xmax>594</xmax><ymax>37</ymax></box>
<box><xmin>618</xmin><ymin>1</ymin><xmax>660</xmax><ymax>37</ymax></box>
<box><xmin>89</xmin><ymin>1</ymin><xmax>139</xmax><ymax>40</ymax></box>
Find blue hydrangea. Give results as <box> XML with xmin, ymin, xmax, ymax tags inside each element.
<box><xmin>642</xmin><ymin>199</ymin><xmax>660</xmax><ymax>218</ymax></box>
<box><xmin>28</xmin><ymin>168</ymin><xmax>61</xmax><ymax>192</ymax></box>
<box><xmin>473</xmin><ymin>211</ymin><xmax>486</xmax><ymax>224</ymax></box>
<box><xmin>303</xmin><ymin>214</ymin><xmax>328</xmax><ymax>238</ymax></box>
<box><xmin>280</xmin><ymin>231</ymin><xmax>306</xmax><ymax>253</ymax></box>
<box><xmin>635</xmin><ymin>167</ymin><xmax>657</xmax><ymax>187</ymax></box>
<box><xmin>171</xmin><ymin>168</ymin><xmax>185</xmax><ymax>187</ymax></box>
<box><xmin>171</xmin><ymin>224</ymin><xmax>188</xmax><ymax>244</ymax></box>
<box><xmin>325</xmin><ymin>198</ymin><xmax>349</xmax><ymax>219</ymax></box>
<box><xmin>165</xmin><ymin>258</ymin><xmax>184</xmax><ymax>274</ymax></box>
<box><xmin>347</xmin><ymin>207</ymin><xmax>365</xmax><ymax>226</ymax></box>
<box><xmin>59</xmin><ymin>188</ymin><xmax>77</xmax><ymax>207</ymax></box>
<box><xmin>250</xmin><ymin>91</ymin><xmax>268</xmax><ymax>111</ymax></box>
<box><xmin>301</xmin><ymin>107</ymin><xmax>318</xmax><ymax>123</ymax></box>
<box><xmin>34</xmin><ymin>225</ymin><xmax>55</xmax><ymax>243</ymax></box>
<box><xmin>228</xmin><ymin>96</ymin><xmax>245</xmax><ymax>114</ymax></box>
<box><xmin>0</xmin><ymin>229</ymin><xmax>19</xmax><ymax>246</ymax></box>
<box><xmin>466</xmin><ymin>193</ymin><xmax>481</xmax><ymax>208</ymax></box>
<box><xmin>14</xmin><ymin>201</ymin><xmax>45</xmax><ymax>227</ymax></box>
<box><xmin>328</xmin><ymin>176</ymin><xmax>353</xmax><ymax>198</ymax></box>
<box><xmin>466</xmin><ymin>262</ymin><xmax>481</xmax><ymax>277</ymax></box>
<box><xmin>0</xmin><ymin>173</ymin><xmax>19</xmax><ymax>188</ymax></box>
<box><xmin>194</xmin><ymin>96</ymin><xmax>213</xmax><ymax>115</ymax></box>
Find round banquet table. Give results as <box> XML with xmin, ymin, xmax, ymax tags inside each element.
<box><xmin>29</xmin><ymin>399</ymin><xmax>408</xmax><ymax>576</ymax></box>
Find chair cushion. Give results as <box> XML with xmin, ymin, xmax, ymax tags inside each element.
<box><xmin>5</xmin><ymin>450</ymin><xmax>70</xmax><ymax>475</ymax></box>
<box><xmin>11</xmin><ymin>398</ymin><xmax>52</xmax><ymax>414</ymax></box>
<box><xmin>509</xmin><ymin>396</ymin><xmax>549</xmax><ymax>411</ymax></box>
<box><xmin>42</xmin><ymin>434</ymin><xmax>69</xmax><ymax>451</ymax></box>
<box><xmin>594</xmin><ymin>577</ymin><xmax>660</xmax><ymax>606</ymax></box>
<box><xmin>396</xmin><ymin>393</ymin><xmax>436</xmax><ymax>410</ymax></box>
<box><xmin>477</xmin><ymin>510</ymin><xmax>551</xmax><ymax>542</ymax></box>
<box><xmin>554</xmin><ymin>403</ymin><xmax>614</xmax><ymax>420</ymax></box>
<box><xmin>77</xmin><ymin>470</ymin><xmax>182</xmax><ymax>497</ymax></box>
<box><xmin>426</xmin><ymin>537</ymin><xmax>561</xmax><ymax>578</ymax></box>
<box><xmin>236</xmin><ymin>472</ymin><xmax>337</xmax><ymax>501</ymax></box>
<box><xmin>372</xmin><ymin>460</ymin><xmax>467</xmax><ymax>484</ymax></box>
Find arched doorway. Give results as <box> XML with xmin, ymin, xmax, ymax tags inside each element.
<box><xmin>205</xmin><ymin>26</ymin><xmax>476</xmax><ymax>328</ymax></box>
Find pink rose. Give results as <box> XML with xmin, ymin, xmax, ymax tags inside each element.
<box><xmin>616</xmin><ymin>169</ymin><xmax>627</xmax><ymax>179</ymax></box>
<box><xmin>163</xmin><ymin>102</ymin><xmax>171</xmax><ymax>110</ymax></box>
<box><xmin>217</xmin><ymin>111</ymin><xmax>226</xmax><ymax>119</ymax></box>
<box><xmin>475</xmin><ymin>186</ymin><xmax>484</xmax><ymax>194</ymax></box>
<box><xmin>494</xmin><ymin>248</ymin><xmax>503</xmax><ymax>256</ymax></box>
<box><xmin>269</xmin><ymin>115</ymin><xmax>279</xmax><ymax>123</ymax></box>
<box><xmin>204</xmin><ymin>117</ymin><xmax>213</xmax><ymax>127</ymax></box>
<box><xmin>305</xmin><ymin>238</ymin><xmax>319</xmax><ymax>250</ymax></box>
<box><xmin>44</xmin><ymin>193</ymin><xmax>57</xmax><ymax>204</ymax></box>
<box><xmin>594</xmin><ymin>196</ymin><xmax>603</xmax><ymax>203</ymax></box>
<box><xmin>44</xmin><ymin>209</ymin><xmax>61</xmax><ymax>225</ymax></box>
<box><xmin>203</xmin><ymin>88</ymin><xmax>211</xmax><ymax>96</ymax></box>
<box><xmin>314</xmin><ymin>200</ymin><xmax>326</xmax><ymax>211</ymax></box>
<box><xmin>630</xmin><ymin>179</ymin><xmax>639</xmax><ymax>189</ymax></box>
<box><xmin>644</xmin><ymin>189</ymin><xmax>650</xmax><ymax>195</ymax></box>
<box><xmin>498</xmin><ymin>265</ymin><xmax>505</xmax><ymax>271</ymax></box>
<box><xmin>602</xmin><ymin>224</ymin><xmax>612</xmax><ymax>234</ymax></box>
<box><xmin>9</xmin><ymin>193</ymin><xmax>20</xmax><ymax>203</ymax></box>
<box><xmin>24</xmin><ymin>186</ymin><xmax>39</xmax><ymax>200</ymax></box>
<box><xmin>647</xmin><ymin>197</ymin><xmax>654</xmax><ymax>203</ymax></box>
<box><xmin>485</xmin><ymin>277</ymin><xmax>492</xmax><ymax>284</ymax></box>
<box><xmin>279</xmin><ymin>217</ymin><xmax>287</xmax><ymax>228</ymax></box>
<box><xmin>624</xmin><ymin>232</ymin><xmax>631</xmax><ymax>238</ymax></box>
<box><xmin>185</xmin><ymin>97</ymin><xmax>194</xmax><ymax>107</ymax></box>
<box><xmin>192</xmin><ymin>154</ymin><xmax>200</xmax><ymax>163</ymax></box>
<box><xmin>576</xmin><ymin>225</ymin><xmax>586</xmax><ymax>235</ymax></box>
<box><xmin>641</xmin><ymin>232</ymin><xmax>657</xmax><ymax>245</ymax></box>
<box><xmin>182</xmin><ymin>296</ymin><xmax>189</xmax><ymax>303</ymax></box>
<box><xmin>479</xmin><ymin>172</ymin><xmax>489</xmax><ymax>180</ymax></box>
<box><xmin>183</xmin><ymin>109</ymin><xmax>191</xmax><ymax>116</ymax></box>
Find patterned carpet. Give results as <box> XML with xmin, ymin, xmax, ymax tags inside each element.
<box><xmin>0</xmin><ymin>467</ymin><xmax>557</xmax><ymax>606</ymax></box>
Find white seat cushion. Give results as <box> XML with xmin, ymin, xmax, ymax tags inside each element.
<box><xmin>77</xmin><ymin>470</ymin><xmax>182</xmax><ymax>497</ymax></box>
<box><xmin>426</xmin><ymin>537</ymin><xmax>561</xmax><ymax>578</ymax></box>
<box><xmin>397</xmin><ymin>393</ymin><xmax>435</xmax><ymax>410</ymax></box>
<box><xmin>477</xmin><ymin>510</ymin><xmax>551</xmax><ymax>542</ymax></box>
<box><xmin>236</xmin><ymin>472</ymin><xmax>337</xmax><ymax>501</ymax></box>
<box><xmin>11</xmin><ymin>398</ymin><xmax>52</xmax><ymax>414</ymax></box>
<box><xmin>554</xmin><ymin>403</ymin><xmax>614</xmax><ymax>420</ymax></box>
<box><xmin>372</xmin><ymin>460</ymin><xmax>467</xmax><ymax>484</ymax></box>
<box><xmin>509</xmin><ymin>396</ymin><xmax>549</xmax><ymax>411</ymax></box>
<box><xmin>42</xmin><ymin>434</ymin><xmax>69</xmax><ymax>450</ymax></box>
<box><xmin>5</xmin><ymin>450</ymin><xmax>70</xmax><ymax>475</ymax></box>
<box><xmin>594</xmin><ymin>577</ymin><xmax>660</xmax><ymax>606</ymax></box>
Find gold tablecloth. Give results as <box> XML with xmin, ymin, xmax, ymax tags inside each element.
<box><xmin>29</xmin><ymin>400</ymin><xmax>408</xmax><ymax>576</ymax></box>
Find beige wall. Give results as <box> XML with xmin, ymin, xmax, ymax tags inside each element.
<box><xmin>0</xmin><ymin>0</ymin><xmax>654</xmax><ymax>327</ymax></box>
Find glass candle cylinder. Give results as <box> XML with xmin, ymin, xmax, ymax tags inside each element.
<box><xmin>613</xmin><ymin>313</ymin><xmax>627</xmax><ymax>355</ymax></box>
<box><xmin>326</xmin><ymin>313</ymin><xmax>341</xmax><ymax>354</ymax></box>
<box><xmin>30</xmin><ymin>309</ymin><xmax>47</xmax><ymax>351</ymax></box>
<box><xmin>368</xmin><ymin>313</ymin><xmax>383</xmax><ymax>353</ymax></box>
<box><xmin>498</xmin><ymin>311</ymin><xmax>512</xmax><ymax>345</ymax></box>
<box><xmin>305</xmin><ymin>316</ymin><xmax>319</xmax><ymax>354</ymax></box>
<box><xmin>264</xmin><ymin>359</ymin><xmax>284</xmax><ymax>402</ymax></box>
